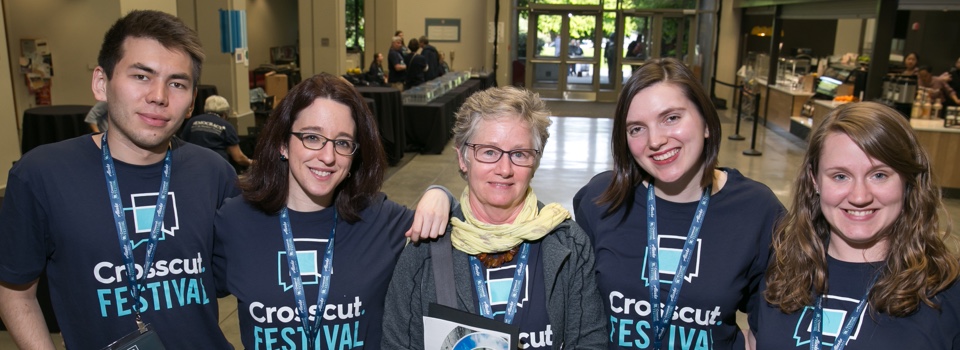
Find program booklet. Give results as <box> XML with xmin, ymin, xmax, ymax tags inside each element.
<box><xmin>424</xmin><ymin>303</ymin><xmax>519</xmax><ymax>350</ymax></box>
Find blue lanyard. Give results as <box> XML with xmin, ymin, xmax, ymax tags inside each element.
<box><xmin>469</xmin><ymin>243</ymin><xmax>531</xmax><ymax>325</ymax></box>
<box><xmin>646</xmin><ymin>183</ymin><xmax>710</xmax><ymax>350</ymax></box>
<box><xmin>101</xmin><ymin>133</ymin><xmax>172</xmax><ymax>328</ymax></box>
<box><xmin>810</xmin><ymin>273</ymin><xmax>879</xmax><ymax>350</ymax></box>
<box><xmin>279</xmin><ymin>207</ymin><xmax>337</xmax><ymax>350</ymax></box>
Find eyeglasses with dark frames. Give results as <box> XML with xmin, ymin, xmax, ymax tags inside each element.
<box><xmin>465</xmin><ymin>143</ymin><xmax>540</xmax><ymax>167</ymax></box>
<box><xmin>291</xmin><ymin>132</ymin><xmax>359</xmax><ymax>156</ymax></box>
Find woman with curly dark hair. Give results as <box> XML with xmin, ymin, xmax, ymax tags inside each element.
<box><xmin>755</xmin><ymin>101</ymin><xmax>960</xmax><ymax>349</ymax></box>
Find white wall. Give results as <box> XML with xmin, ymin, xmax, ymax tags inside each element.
<box><xmin>4</xmin><ymin>0</ymin><xmax>120</xmax><ymax>123</ymax></box>
<box><xmin>246</xmin><ymin>0</ymin><xmax>298</xmax><ymax>68</ymax></box>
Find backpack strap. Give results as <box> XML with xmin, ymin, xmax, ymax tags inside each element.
<box><xmin>430</xmin><ymin>226</ymin><xmax>457</xmax><ymax>308</ymax></box>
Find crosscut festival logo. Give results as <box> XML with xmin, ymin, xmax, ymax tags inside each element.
<box><xmin>641</xmin><ymin>235</ymin><xmax>702</xmax><ymax>286</ymax></box>
<box><xmin>93</xmin><ymin>192</ymin><xmax>212</xmax><ymax>319</ymax></box>
<box><xmin>486</xmin><ymin>263</ymin><xmax>552</xmax><ymax>349</ymax></box>
<box><xmin>247</xmin><ymin>238</ymin><xmax>367</xmax><ymax>349</ymax></box>
<box><xmin>791</xmin><ymin>295</ymin><xmax>867</xmax><ymax>348</ymax></box>
<box><xmin>609</xmin><ymin>235</ymin><xmax>721</xmax><ymax>349</ymax></box>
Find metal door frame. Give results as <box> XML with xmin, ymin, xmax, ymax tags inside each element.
<box><xmin>525</xmin><ymin>9</ymin><xmax>604</xmax><ymax>101</ymax></box>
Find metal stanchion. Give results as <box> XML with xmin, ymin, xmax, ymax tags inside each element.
<box><xmin>743</xmin><ymin>90</ymin><xmax>763</xmax><ymax>156</ymax></box>
<box><xmin>715</xmin><ymin>79</ymin><xmax>745</xmax><ymax>141</ymax></box>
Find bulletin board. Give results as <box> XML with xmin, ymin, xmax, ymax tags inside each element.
<box><xmin>425</xmin><ymin>18</ymin><xmax>461</xmax><ymax>43</ymax></box>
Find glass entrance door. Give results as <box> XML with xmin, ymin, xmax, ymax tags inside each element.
<box><xmin>619</xmin><ymin>12</ymin><xmax>696</xmax><ymax>83</ymax></box>
<box><xmin>526</xmin><ymin>11</ymin><xmax>603</xmax><ymax>101</ymax></box>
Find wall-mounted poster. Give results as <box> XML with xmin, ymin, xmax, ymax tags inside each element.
<box><xmin>425</xmin><ymin>18</ymin><xmax>461</xmax><ymax>43</ymax></box>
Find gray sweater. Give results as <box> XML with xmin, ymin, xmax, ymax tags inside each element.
<box><xmin>381</xmin><ymin>205</ymin><xmax>607</xmax><ymax>349</ymax></box>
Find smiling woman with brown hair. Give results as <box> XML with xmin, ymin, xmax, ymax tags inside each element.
<box><xmin>756</xmin><ymin>101</ymin><xmax>960</xmax><ymax>349</ymax></box>
<box><xmin>213</xmin><ymin>73</ymin><xmax>453</xmax><ymax>350</ymax></box>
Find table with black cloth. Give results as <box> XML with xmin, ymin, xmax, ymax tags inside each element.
<box><xmin>192</xmin><ymin>84</ymin><xmax>219</xmax><ymax>117</ymax></box>
<box><xmin>20</xmin><ymin>104</ymin><xmax>92</xmax><ymax>155</ymax></box>
<box><xmin>403</xmin><ymin>79</ymin><xmax>481</xmax><ymax>154</ymax></box>
<box><xmin>470</xmin><ymin>73</ymin><xmax>496</xmax><ymax>91</ymax></box>
<box><xmin>355</xmin><ymin>86</ymin><xmax>404</xmax><ymax>165</ymax></box>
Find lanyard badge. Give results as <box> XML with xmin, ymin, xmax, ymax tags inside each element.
<box><xmin>646</xmin><ymin>183</ymin><xmax>711</xmax><ymax>350</ymax></box>
<box><xmin>470</xmin><ymin>243</ymin><xmax>531</xmax><ymax>325</ymax></box>
<box><xmin>279</xmin><ymin>207</ymin><xmax>338</xmax><ymax>350</ymax></box>
<box><xmin>100</xmin><ymin>133</ymin><xmax>172</xmax><ymax>346</ymax></box>
<box><xmin>810</xmin><ymin>273</ymin><xmax>879</xmax><ymax>350</ymax></box>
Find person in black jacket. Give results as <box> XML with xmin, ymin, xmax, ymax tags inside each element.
<box><xmin>419</xmin><ymin>36</ymin><xmax>441</xmax><ymax>81</ymax></box>
<box><xmin>404</xmin><ymin>38</ymin><xmax>427</xmax><ymax>90</ymax></box>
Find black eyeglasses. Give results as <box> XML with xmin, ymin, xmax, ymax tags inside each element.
<box><xmin>465</xmin><ymin>143</ymin><xmax>540</xmax><ymax>167</ymax></box>
<box><xmin>291</xmin><ymin>132</ymin><xmax>359</xmax><ymax>156</ymax></box>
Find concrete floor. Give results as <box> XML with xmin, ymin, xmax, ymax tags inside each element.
<box><xmin>4</xmin><ymin>102</ymin><xmax>960</xmax><ymax>348</ymax></box>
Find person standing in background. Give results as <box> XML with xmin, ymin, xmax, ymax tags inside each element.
<box><xmin>419</xmin><ymin>36</ymin><xmax>441</xmax><ymax>81</ymax></box>
<box><xmin>918</xmin><ymin>65</ymin><xmax>960</xmax><ymax>107</ymax></box>
<box><xmin>946</xmin><ymin>56</ymin><xmax>960</xmax><ymax>107</ymax></box>
<box><xmin>405</xmin><ymin>38</ymin><xmax>428</xmax><ymax>90</ymax></box>
<box><xmin>396</xmin><ymin>30</ymin><xmax>411</xmax><ymax>58</ymax></box>
<box><xmin>0</xmin><ymin>10</ymin><xmax>235</xmax><ymax>349</ymax></box>
<box><xmin>387</xmin><ymin>36</ymin><xmax>407</xmax><ymax>91</ymax></box>
<box><xmin>85</xmin><ymin>100</ymin><xmax>109</xmax><ymax>133</ymax></box>
<box><xmin>368</xmin><ymin>52</ymin><xmax>387</xmax><ymax>85</ymax></box>
<box><xmin>901</xmin><ymin>52</ymin><xmax>920</xmax><ymax>76</ymax></box>
<box><xmin>180</xmin><ymin>95</ymin><xmax>253</xmax><ymax>172</ymax></box>
<box><xmin>438</xmin><ymin>51</ymin><xmax>451</xmax><ymax>76</ymax></box>
<box><xmin>604</xmin><ymin>32</ymin><xmax>618</xmax><ymax>85</ymax></box>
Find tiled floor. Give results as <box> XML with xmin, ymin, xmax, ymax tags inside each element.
<box><xmin>4</xmin><ymin>101</ymin><xmax>960</xmax><ymax>348</ymax></box>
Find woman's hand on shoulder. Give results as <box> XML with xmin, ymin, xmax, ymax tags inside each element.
<box><xmin>406</xmin><ymin>188</ymin><xmax>452</xmax><ymax>242</ymax></box>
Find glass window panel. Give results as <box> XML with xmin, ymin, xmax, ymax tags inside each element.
<box><xmin>518</xmin><ymin>10</ymin><xmax>530</xmax><ymax>58</ymax></box>
<box><xmin>535</xmin><ymin>14</ymin><xmax>563</xmax><ymax>58</ymax></box>
<box><xmin>659</xmin><ymin>17</ymin><xmax>690</xmax><ymax>60</ymax></box>
<box><xmin>567</xmin><ymin>15</ymin><xmax>595</xmax><ymax>59</ymax></box>
<box><xmin>624</xmin><ymin>15</ymin><xmax>652</xmax><ymax>62</ymax></box>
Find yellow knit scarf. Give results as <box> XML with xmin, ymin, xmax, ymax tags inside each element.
<box><xmin>451</xmin><ymin>186</ymin><xmax>570</xmax><ymax>254</ymax></box>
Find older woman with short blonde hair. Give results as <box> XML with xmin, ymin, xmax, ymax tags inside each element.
<box><xmin>382</xmin><ymin>86</ymin><xmax>606</xmax><ymax>349</ymax></box>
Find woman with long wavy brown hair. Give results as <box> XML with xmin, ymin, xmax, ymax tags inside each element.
<box><xmin>754</xmin><ymin>101</ymin><xmax>960</xmax><ymax>349</ymax></box>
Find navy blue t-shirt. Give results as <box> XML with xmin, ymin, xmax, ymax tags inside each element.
<box><xmin>179</xmin><ymin>113</ymin><xmax>240</xmax><ymax>164</ymax></box>
<box><xmin>754</xmin><ymin>256</ymin><xmax>960</xmax><ymax>349</ymax></box>
<box><xmin>573</xmin><ymin>168</ymin><xmax>784</xmax><ymax>350</ymax></box>
<box><xmin>387</xmin><ymin>49</ymin><xmax>406</xmax><ymax>83</ymax></box>
<box><xmin>214</xmin><ymin>193</ymin><xmax>410</xmax><ymax>349</ymax></box>
<box><xmin>0</xmin><ymin>135</ymin><xmax>237</xmax><ymax>349</ymax></box>
<box><xmin>472</xmin><ymin>240</ymin><xmax>554</xmax><ymax>349</ymax></box>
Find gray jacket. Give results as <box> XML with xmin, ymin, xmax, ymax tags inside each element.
<box><xmin>381</xmin><ymin>205</ymin><xmax>607</xmax><ymax>349</ymax></box>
